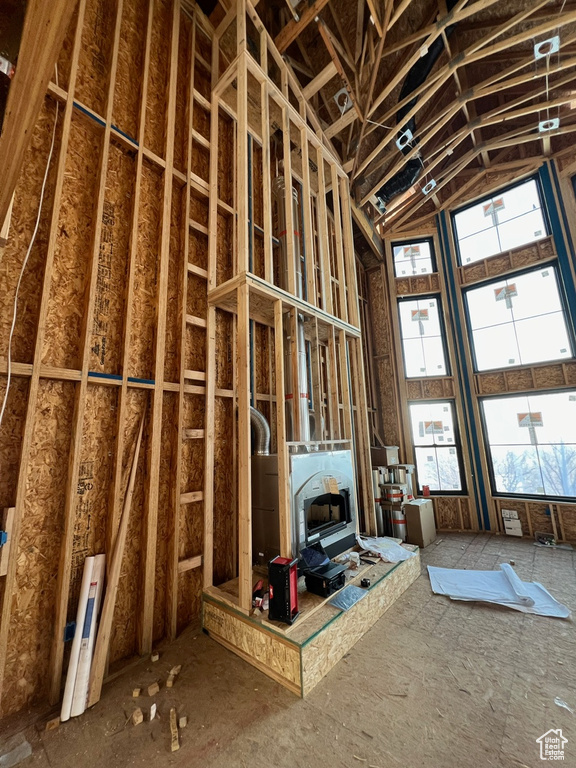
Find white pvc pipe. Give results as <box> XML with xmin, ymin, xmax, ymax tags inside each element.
<box><xmin>61</xmin><ymin>556</ymin><xmax>94</xmax><ymax>722</ymax></box>
<box><xmin>70</xmin><ymin>553</ymin><xmax>105</xmax><ymax>717</ymax></box>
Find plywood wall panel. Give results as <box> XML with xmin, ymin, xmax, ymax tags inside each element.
<box><xmin>75</xmin><ymin>0</ymin><xmax>117</xmax><ymax>116</ymax></box>
<box><xmin>90</xmin><ymin>143</ymin><xmax>134</xmax><ymax>374</ymax></box>
<box><xmin>144</xmin><ymin>0</ymin><xmax>172</xmax><ymax>157</ymax></box>
<box><xmin>0</xmin><ymin>100</ymin><xmax>62</xmax><ymax>365</ymax></box>
<box><xmin>110</xmin><ymin>388</ymin><xmax>147</xmax><ymax>663</ymax></box>
<box><xmin>112</xmin><ymin>0</ymin><xmax>148</xmax><ymax>141</ymax></box>
<box><xmin>42</xmin><ymin>115</ymin><xmax>101</xmax><ymax>369</ymax></box>
<box><xmin>212</xmin><ymin>396</ymin><xmax>235</xmax><ymax>586</ymax></box>
<box><xmin>176</xmin><ymin>569</ymin><xmax>202</xmax><ymax>634</ymax></box>
<box><xmin>165</xmin><ymin>183</ymin><xmax>185</xmax><ymax>383</ymax></box>
<box><xmin>3</xmin><ymin>380</ymin><xmax>74</xmax><ymax>712</ymax></box>
<box><xmin>128</xmin><ymin>161</ymin><xmax>161</xmax><ymax>380</ymax></box>
<box><xmin>174</xmin><ymin>16</ymin><xmax>191</xmax><ymax>175</ymax></box>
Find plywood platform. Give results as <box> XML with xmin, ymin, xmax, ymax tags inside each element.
<box><xmin>202</xmin><ymin>547</ymin><xmax>420</xmax><ymax>696</ymax></box>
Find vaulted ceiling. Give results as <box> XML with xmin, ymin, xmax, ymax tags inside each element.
<box><xmin>250</xmin><ymin>0</ymin><xmax>576</xmax><ymax>236</ymax></box>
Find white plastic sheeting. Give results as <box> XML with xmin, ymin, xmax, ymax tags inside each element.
<box><xmin>357</xmin><ymin>534</ymin><xmax>417</xmax><ymax>563</ymax></box>
<box><xmin>428</xmin><ymin>563</ymin><xmax>571</xmax><ymax>618</ymax></box>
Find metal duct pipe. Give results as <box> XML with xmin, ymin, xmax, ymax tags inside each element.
<box><xmin>250</xmin><ymin>406</ymin><xmax>270</xmax><ymax>456</ymax></box>
<box><xmin>272</xmin><ymin>175</ymin><xmax>310</xmax><ymax>444</ymax></box>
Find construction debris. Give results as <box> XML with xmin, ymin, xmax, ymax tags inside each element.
<box><xmin>132</xmin><ymin>687</ymin><xmax>141</xmax><ymax>698</ymax></box>
<box><xmin>151</xmin><ymin>651</ymin><xmax>159</xmax><ymax>663</ymax></box>
<box><xmin>150</xmin><ymin>703</ymin><xmax>157</xmax><ymax>721</ymax></box>
<box><xmin>166</xmin><ymin>664</ymin><xmax>182</xmax><ymax>688</ymax></box>
<box><xmin>178</xmin><ymin>716</ymin><xmax>188</xmax><ymax>729</ymax></box>
<box><xmin>132</xmin><ymin>708</ymin><xmax>144</xmax><ymax>726</ymax></box>
<box><xmin>169</xmin><ymin>708</ymin><xmax>180</xmax><ymax>751</ymax></box>
<box><xmin>147</xmin><ymin>681</ymin><xmax>160</xmax><ymax>697</ymax></box>
<box><xmin>45</xmin><ymin>717</ymin><xmax>60</xmax><ymax>732</ymax></box>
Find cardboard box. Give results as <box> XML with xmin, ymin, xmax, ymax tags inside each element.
<box><xmin>371</xmin><ymin>446</ymin><xmax>399</xmax><ymax>466</ymax></box>
<box><xmin>404</xmin><ymin>498</ymin><xmax>436</xmax><ymax>548</ymax></box>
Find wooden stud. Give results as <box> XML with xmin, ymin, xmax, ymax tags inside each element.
<box><xmin>237</xmin><ymin>283</ymin><xmax>252</xmax><ymax>612</ymax></box>
<box><xmin>87</xmin><ymin>415</ymin><xmax>146</xmax><ymax>708</ymax></box>
<box><xmin>274</xmin><ymin>301</ymin><xmax>291</xmax><ymax>557</ymax></box>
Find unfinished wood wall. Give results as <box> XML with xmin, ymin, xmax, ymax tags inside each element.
<box><xmin>0</xmin><ymin>0</ymin><xmax>223</xmax><ymax>717</ymax></box>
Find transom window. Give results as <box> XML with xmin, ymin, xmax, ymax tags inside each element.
<box><xmin>482</xmin><ymin>391</ymin><xmax>576</xmax><ymax>499</ymax></box>
<box><xmin>398</xmin><ymin>295</ymin><xmax>449</xmax><ymax>378</ymax></box>
<box><xmin>392</xmin><ymin>239</ymin><xmax>435</xmax><ymax>277</ymax></box>
<box><xmin>408</xmin><ymin>401</ymin><xmax>464</xmax><ymax>493</ymax></box>
<box><xmin>453</xmin><ymin>178</ymin><xmax>548</xmax><ymax>265</ymax></box>
<box><xmin>464</xmin><ymin>265</ymin><xmax>573</xmax><ymax>371</ymax></box>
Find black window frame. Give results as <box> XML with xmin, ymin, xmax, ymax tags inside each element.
<box><xmin>397</xmin><ymin>293</ymin><xmax>451</xmax><ymax>379</ymax></box>
<box><xmin>391</xmin><ymin>237</ymin><xmax>437</xmax><ymax>278</ymax></box>
<box><xmin>479</xmin><ymin>388</ymin><xmax>576</xmax><ymax>503</ymax></box>
<box><xmin>462</xmin><ymin>261</ymin><xmax>575</xmax><ymax>373</ymax></box>
<box><xmin>451</xmin><ymin>175</ymin><xmax>550</xmax><ymax>267</ymax></box>
<box><xmin>408</xmin><ymin>399</ymin><xmax>467</xmax><ymax>496</ymax></box>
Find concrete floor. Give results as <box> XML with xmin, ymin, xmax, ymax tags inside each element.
<box><xmin>1</xmin><ymin>532</ymin><xmax>575</xmax><ymax>768</ymax></box>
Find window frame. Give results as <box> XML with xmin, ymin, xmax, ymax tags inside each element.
<box><xmin>391</xmin><ymin>237</ymin><xmax>437</xmax><ymax>278</ymax></box>
<box><xmin>408</xmin><ymin>399</ymin><xmax>467</xmax><ymax>496</ymax></box>
<box><xmin>479</xmin><ymin>389</ymin><xmax>576</xmax><ymax>503</ymax></box>
<box><xmin>451</xmin><ymin>176</ymin><xmax>550</xmax><ymax>267</ymax></box>
<box><xmin>462</xmin><ymin>262</ymin><xmax>575</xmax><ymax>373</ymax></box>
<box><xmin>397</xmin><ymin>293</ymin><xmax>451</xmax><ymax>379</ymax></box>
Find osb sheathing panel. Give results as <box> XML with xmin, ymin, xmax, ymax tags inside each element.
<box><xmin>112</xmin><ymin>0</ymin><xmax>148</xmax><ymax>142</ymax></box>
<box><xmin>55</xmin><ymin>6</ymin><xmax>79</xmax><ymax>94</ymax></box>
<box><xmin>216</xmin><ymin>211</ymin><xmax>234</xmax><ymax>286</ymax></box>
<box><xmin>4</xmin><ymin>380</ymin><xmax>74</xmax><ymax>712</ymax></box>
<box><xmin>69</xmin><ymin>386</ymin><xmax>119</xmax><ymax>616</ymax></box>
<box><xmin>0</xmin><ymin>101</ymin><xmax>62</xmax><ymax>364</ymax></box>
<box><xmin>368</xmin><ymin>269</ymin><xmax>390</xmax><ymax>359</ymax></box>
<box><xmin>190</xmin><ymin>190</ymin><xmax>209</xmax><ymax>229</ymax></box>
<box><xmin>301</xmin><ymin>554</ymin><xmax>420</xmax><ymax>696</ymax></box>
<box><xmin>129</xmin><ymin>161</ymin><xmax>161</xmax><ymax>380</ymax></box>
<box><xmin>181</xmin><ymin>439</ymin><xmax>204</xmax><ymax>496</ymax></box>
<box><xmin>144</xmin><ymin>0</ymin><xmax>172</xmax><ymax>158</ymax></box>
<box><xmin>75</xmin><ymin>0</ymin><xmax>117</xmax><ymax>116</ymax></box>
<box><xmin>186</xmin><ymin>273</ymin><xmax>208</xmax><ymax>319</ymax></box>
<box><xmin>110</xmin><ymin>389</ymin><xmax>148</xmax><ymax>663</ymax></box>
<box><xmin>186</xmin><ymin>325</ymin><xmax>206</xmax><ymax>372</ymax></box>
<box><xmin>42</xmin><ymin>115</ymin><xmax>101</xmax><ymax>369</ymax></box>
<box><xmin>194</xmin><ymin>62</ymin><xmax>211</xmax><ymax>103</ymax></box>
<box><xmin>217</xmin><ymin>112</ymin><xmax>234</xmax><ymax>207</ymax></box>
<box><xmin>497</xmin><ymin>500</ymin><xmax>531</xmax><ymax>537</ymax></box>
<box><xmin>179</xmin><ymin>500</ymin><xmax>203</xmax><ymax>560</ymax></box>
<box><xmin>165</xmin><ymin>183</ymin><xmax>185</xmax><ymax>383</ymax></box>
<box><xmin>0</xmin><ymin>378</ymin><xmax>28</xmax><ymax>511</ymax></box>
<box><xmin>212</xmin><ymin>397</ymin><xmax>235</xmax><ymax>586</ymax></box>
<box><xmin>90</xmin><ymin>143</ymin><xmax>134</xmax><ymax>374</ymax></box>
<box><xmin>215</xmin><ymin>309</ymin><xmax>233</xmax><ymax>391</ymax></box>
<box><xmin>192</xmin><ymin>99</ymin><xmax>210</xmax><ymax>142</ymax></box>
<box><xmin>177</xmin><ymin>569</ymin><xmax>202</xmax><ymax>634</ymax></box>
<box><xmin>559</xmin><ymin>505</ymin><xmax>576</xmax><ymax>541</ymax></box>
<box><xmin>189</xmin><ymin>230</ymin><xmax>208</xmax><ymax>272</ymax></box>
<box><xmin>254</xmin><ymin>322</ymin><xmax>270</xmax><ymax>396</ymax></box>
<box><xmin>192</xmin><ymin>143</ymin><xmax>210</xmax><ymax>184</ymax></box>
<box><xmin>154</xmin><ymin>392</ymin><xmax>178</xmax><ymax>643</ymax></box>
<box><xmin>435</xmin><ymin>497</ymin><xmax>462</xmax><ymax>530</ymax></box>
<box><xmin>174</xmin><ymin>15</ymin><xmax>191</xmax><ymax>175</ymax></box>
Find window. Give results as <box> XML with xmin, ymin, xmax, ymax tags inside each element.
<box><xmin>409</xmin><ymin>401</ymin><xmax>464</xmax><ymax>493</ymax></box>
<box><xmin>464</xmin><ymin>265</ymin><xmax>573</xmax><ymax>371</ymax></box>
<box><xmin>392</xmin><ymin>239</ymin><xmax>435</xmax><ymax>277</ymax></box>
<box><xmin>482</xmin><ymin>391</ymin><xmax>576</xmax><ymax>499</ymax></box>
<box><xmin>453</xmin><ymin>178</ymin><xmax>548</xmax><ymax>265</ymax></box>
<box><xmin>398</xmin><ymin>295</ymin><xmax>449</xmax><ymax>377</ymax></box>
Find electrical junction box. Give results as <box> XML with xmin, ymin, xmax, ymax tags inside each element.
<box><xmin>502</xmin><ymin>508</ymin><xmax>523</xmax><ymax>537</ymax></box>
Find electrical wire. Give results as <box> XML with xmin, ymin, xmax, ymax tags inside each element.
<box><xmin>0</xmin><ymin>98</ymin><xmax>59</xmax><ymax>430</ymax></box>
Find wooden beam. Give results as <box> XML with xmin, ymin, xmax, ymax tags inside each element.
<box><xmin>275</xmin><ymin>0</ymin><xmax>332</xmax><ymax>54</ymax></box>
<box><xmin>317</xmin><ymin>19</ymin><xmax>363</xmax><ymax>121</ymax></box>
<box><xmin>0</xmin><ymin>0</ymin><xmax>79</xmax><ymax>226</ymax></box>
<box><xmin>87</xmin><ymin>414</ymin><xmax>146</xmax><ymax>708</ymax></box>
<box><xmin>302</xmin><ymin>61</ymin><xmax>337</xmax><ymax>100</ymax></box>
